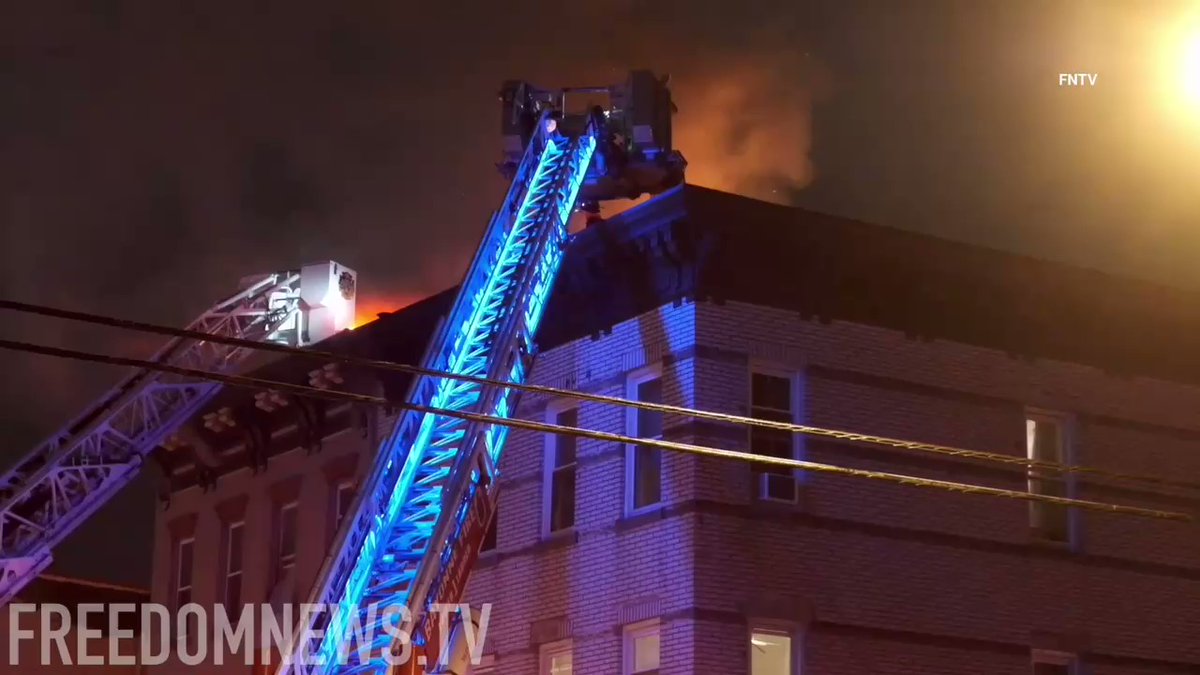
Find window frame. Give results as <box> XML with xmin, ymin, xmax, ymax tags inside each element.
<box><xmin>172</xmin><ymin>533</ymin><xmax>195</xmax><ymax>643</ymax></box>
<box><xmin>222</xmin><ymin>520</ymin><xmax>244</xmax><ymax>610</ymax></box>
<box><xmin>747</xmin><ymin>622</ymin><xmax>799</xmax><ymax>675</ymax></box>
<box><xmin>174</xmin><ymin>536</ymin><xmax>195</xmax><ymax>611</ymax></box>
<box><xmin>622</xmin><ymin>618</ymin><xmax>662</xmax><ymax>675</ymax></box>
<box><xmin>1025</xmin><ymin>409</ymin><xmax>1077</xmax><ymax>546</ymax></box>
<box><xmin>275</xmin><ymin>500</ymin><xmax>300</xmax><ymax>578</ymax></box>
<box><xmin>747</xmin><ymin>364</ymin><xmax>805</xmax><ymax>503</ymax></box>
<box><xmin>624</xmin><ymin>364</ymin><xmax>665</xmax><ymax>516</ymax></box>
<box><xmin>543</xmin><ymin>400</ymin><xmax>581</xmax><ymax>536</ymax></box>
<box><xmin>538</xmin><ymin>638</ymin><xmax>574</xmax><ymax>675</ymax></box>
<box><xmin>480</xmin><ymin>505</ymin><xmax>498</xmax><ymax>553</ymax></box>
<box><xmin>334</xmin><ymin>480</ymin><xmax>356</xmax><ymax>532</ymax></box>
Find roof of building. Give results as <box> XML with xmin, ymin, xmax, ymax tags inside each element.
<box><xmin>15</xmin><ymin>573</ymin><xmax>149</xmax><ymax>604</ymax></box>
<box><xmin>592</xmin><ymin>184</ymin><xmax>1200</xmax><ymax>382</ymax></box>
<box><xmin>10</xmin><ymin>574</ymin><xmax>150</xmax><ymax>635</ymax></box>
<box><xmin>160</xmin><ymin>184</ymin><xmax>1200</xmax><ymax>487</ymax></box>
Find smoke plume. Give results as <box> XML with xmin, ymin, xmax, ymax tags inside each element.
<box><xmin>671</xmin><ymin>57</ymin><xmax>822</xmax><ymax>204</ymax></box>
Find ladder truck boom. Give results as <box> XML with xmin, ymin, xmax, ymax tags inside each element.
<box><xmin>284</xmin><ymin>71</ymin><xmax>683</xmax><ymax>674</ymax></box>
<box><xmin>0</xmin><ymin>262</ymin><xmax>357</xmax><ymax>606</ymax></box>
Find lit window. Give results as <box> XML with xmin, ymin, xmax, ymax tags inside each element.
<box><xmin>750</xmin><ymin>629</ymin><xmax>793</xmax><ymax>675</ymax></box>
<box><xmin>623</xmin><ymin>620</ymin><xmax>660</xmax><ymax>675</ymax></box>
<box><xmin>276</xmin><ymin>501</ymin><xmax>299</xmax><ymax>577</ymax></box>
<box><xmin>750</xmin><ymin>372</ymin><xmax>799</xmax><ymax>502</ymax></box>
<box><xmin>175</xmin><ymin>537</ymin><xmax>195</xmax><ymax>609</ymax></box>
<box><xmin>545</xmin><ymin>405</ymin><xmax>579</xmax><ymax>533</ymax></box>
<box><xmin>223</xmin><ymin>521</ymin><xmax>244</xmax><ymax>610</ymax></box>
<box><xmin>539</xmin><ymin>639</ymin><xmax>573</xmax><ymax>675</ymax></box>
<box><xmin>626</xmin><ymin>370</ymin><xmax>663</xmax><ymax>513</ymax></box>
<box><xmin>1026</xmin><ymin>413</ymin><xmax>1072</xmax><ymax>543</ymax></box>
<box><xmin>1032</xmin><ymin>649</ymin><xmax>1078</xmax><ymax>674</ymax></box>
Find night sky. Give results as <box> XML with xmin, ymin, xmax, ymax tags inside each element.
<box><xmin>3</xmin><ymin>1</ymin><xmax>1199</xmax><ymax>587</ymax></box>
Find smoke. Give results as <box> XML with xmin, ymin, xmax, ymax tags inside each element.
<box><xmin>671</xmin><ymin>55</ymin><xmax>823</xmax><ymax>204</ymax></box>
<box><xmin>561</xmin><ymin>3</ymin><xmax>830</xmax><ymax>206</ymax></box>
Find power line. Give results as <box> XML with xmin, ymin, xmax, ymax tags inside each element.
<box><xmin>1</xmin><ymin>299</ymin><xmax>1194</xmax><ymax>494</ymax></box>
<box><xmin>0</xmin><ymin>336</ymin><xmax>1190</xmax><ymax>522</ymax></box>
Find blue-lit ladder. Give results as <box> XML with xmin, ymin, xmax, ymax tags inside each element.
<box><xmin>285</xmin><ymin>115</ymin><xmax>596</xmax><ymax>674</ymax></box>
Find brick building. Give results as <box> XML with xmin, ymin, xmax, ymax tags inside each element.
<box><xmin>150</xmin><ymin>185</ymin><xmax>1200</xmax><ymax>674</ymax></box>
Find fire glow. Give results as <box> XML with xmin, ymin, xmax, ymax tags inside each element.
<box><xmin>351</xmin><ymin>295</ymin><xmax>421</xmax><ymax>329</ymax></box>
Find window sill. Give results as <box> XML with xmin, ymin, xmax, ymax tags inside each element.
<box><xmin>750</xmin><ymin>475</ymin><xmax>809</xmax><ymax>512</ymax></box>
<box><xmin>752</xmin><ymin>495</ymin><xmax>804</xmax><ymax>512</ymax></box>
<box><xmin>1028</xmin><ymin>534</ymin><xmax>1078</xmax><ymax>553</ymax></box>
<box><xmin>475</xmin><ymin>549</ymin><xmax>501</xmax><ymax>570</ymax></box>
<box><xmin>616</xmin><ymin>505</ymin><xmax>669</xmax><ymax>532</ymax></box>
<box><xmin>535</xmin><ymin>528</ymin><xmax>580</xmax><ymax>552</ymax></box>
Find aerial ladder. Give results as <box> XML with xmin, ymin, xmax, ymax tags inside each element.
<box><xmin>0</xmin><ymin>69</ymin><xmax>683</xmax><ymax>671</ymax></box>
<box><xmin>282</xmin><ymin>71</ymin><xmax>684</xmax><ymax>674</ymax></box>
<box><xmin>0</xmin><ymin>262</ymin><xmax>358</xmax><ymax>605</ymax></box>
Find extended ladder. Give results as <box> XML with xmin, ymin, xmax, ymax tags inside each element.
<box><xmin>0</xmin><ymin>262</ymin><xmax>356</xmax><ymax>605</ymax></box>
<box><xmin>283</xmin><ymin>114</ymin><xmax>596</xmax><ymax>674</ymax></box>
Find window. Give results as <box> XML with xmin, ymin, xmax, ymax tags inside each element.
<box><xmin>623</xmin><ymin>620</ymin><xmax>661</xmax><ymax>675</ymax></box>
<box><xmin>223</xmin><ymin>521</ymin><xmax>244</xmax><ymax>610</ymax></box>
<box><xmin>480</xmin><ymin>507</ymin><xmax>498</xmax><ymax>552</ymax></box>
<box><xmin>544</xmin><ymin>405</ymin><xmax>579</xmax><ymax>534</ymax></box>
<box><xmin>1026</xmin><ymin>413</ymin><xmax>1072</xmax><ymax>543</ymax></box>
<box><xmin>750</xmin><ymin>371</ymin><xmax>799</xmax><ymax>502</ymax></box>
<box><xmin>275</xmin><ymin>501</ymin><xmax>299</xmax><ymax>578</ymax></box>
<box><xmin>750</xmin><ymin>628</ymin><xmax>794</xmax><ymax>675</ymax></box>
<box><xmin>625</xmin><ymin>370</ymin><xmax>663</xmax><ymax>513</ymax></box>
<box><xmin>334</xmin><ymin>480</ymin><xmax>355</xmax><ymax>531</ymax></box>
<box><xmin>539</xmin><ymin>639</ymin><xmax>573</xmax><ymax>675</ymax></box>
<box><xmin>175</xmin><ymin>537</ymin><xmax>195</xmax><ymax>609</ymax></box>
<box><xmin>175</xmin><ymin>536</ymin><xmax>196</xmax><ymax>643</ymax></box>
<box><xmin>1032</xmin><ymin>649</ymin><xmax>1078</xmax><ymax>674</ymax></box>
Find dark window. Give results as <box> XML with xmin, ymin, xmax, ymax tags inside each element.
<box><xmin>1027</xmin><ymin>416</ymin><xmax>1070</xmax><ymax>542</ymax></box>
<box><xmin>224</xmin><ymin>522</ymin><xmax>244</xmax><ymax>610</ymax></box>
<box><xmin>335</xmin><ymin>482</ymin><xmax>355</xmax><ymax>530</ymax></box>
<box><xmin>175</xmin><ymin>538</ymin><xmax>194</xmax><ymax>609</ymax></box>
<box><xmin>548</xmin><ymin>407</ymin><xmax>579</xmax><ymax>532</ymax></box>
<box><xmin>173</xmin><ymin>536</ymin><xmax>197</xmax><ymax>644</ymax></box>
<box><xmin>750</xmin><ymin>373</ymin><xmax>796</xmax><ymax>501</ymax></box>
<box><xmin>481</xmin><ymin>507</ymin><xmax>498</xmax><ymax>552</ymax></box>
<box><xmin>276</xmin><ymin>502</ymin><xmax>298</xmax><ymax>577</ymax></box>
<box><xmin>631</xmin><ymin>377</ymin><xmax>663</xmax><ymax>510</ymax></box>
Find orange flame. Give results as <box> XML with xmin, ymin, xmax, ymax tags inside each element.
<box><xmin>351</xmin><ymin>294</ymin><xmax>420</xmax><ymax>329</ymax></box>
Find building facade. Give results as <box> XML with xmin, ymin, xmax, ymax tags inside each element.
<box><xmin>150</xmin><ymin>186</ymin><xmax>1200</xmax><ymax>674</ymax></box>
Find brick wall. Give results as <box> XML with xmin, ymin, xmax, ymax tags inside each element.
<box><xmin>149</xmin><ymin>295</ymin><xmax>1200</xmax><ymax>673</ymax></box>
<box><xmin>150</xmin><ymin>421</ymin><xmax>370</xmax><ymax>674</ymax></box>
<box><xmin>464</xmin><ymin>301</ymin><xmax>699</xmax><ymax>672</ymax></box>
<box><xmin>687</xmin><ymin>300</ymin><xmax>1200</xmax><ymax>674</ymax></box>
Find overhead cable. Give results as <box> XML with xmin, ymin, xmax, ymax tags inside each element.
<box><xmin>1</xmin><ymin>299</ymin><xmax>1194</xmax><ymax>493</ymax></box>
<box><xmin>0</xmin><ymin>336</ymin><xmax>1189</xmax><ymax>523</ymax></box>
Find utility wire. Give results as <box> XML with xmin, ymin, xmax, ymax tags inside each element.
<box><xmin>1</xmin><ymin>299</ymin><xmax>1194</xmax><ymax>493</ymax></box>
<box><xmin>0</xmin><ymin>336</ymin><xmax>1190</xmax><ymax>523</ymax></box>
